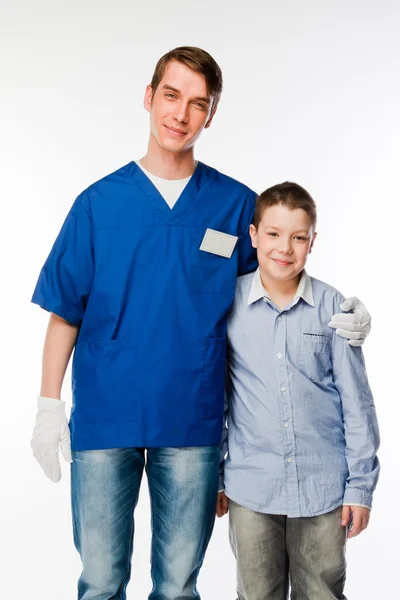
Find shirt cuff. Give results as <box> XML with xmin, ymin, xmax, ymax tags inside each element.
<box><xmin>218</xmin><ymin>473</ymin><xmax>224</xmax><ymax>492</ymax></box>
<box><xmin>343</xmin><ymin>487</ymin><xmax>373</xmax><ymax>509</ymax></box>
<box><xmin>342</xmin><ymin>503</ymin><xmax>371</xmax><ymax>510</ymax></box>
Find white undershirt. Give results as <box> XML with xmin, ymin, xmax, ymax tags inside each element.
<box><xmin>136</xmin><ymin>161</ymin><xmax>192</xmax><ymax>209</ymax></box>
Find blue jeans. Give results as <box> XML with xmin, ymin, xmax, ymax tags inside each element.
<box><xmin>71</xmin><ymin>446</ymin><xmax>219</xmax><ymax>600</ymax></box>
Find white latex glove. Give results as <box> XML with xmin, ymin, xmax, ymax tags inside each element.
<box><xmin>30</xmin><ymin>396</ymin><xmax>72</xmax><ymax>482</ymax></box>
<box><xmin>329</xmin><ymin>296</ymin><xmax>372</xmax><ymax>347</ymax></box>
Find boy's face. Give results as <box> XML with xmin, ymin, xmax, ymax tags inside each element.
<box><xmin>144</xmin><ymin>60</ymin><xmax>216</xmax><ymax>154</ymax></box>
<box><xmin>250</xmin><ymin>204</ymin><xmax>317</xmax><ymax>284</ymax></box>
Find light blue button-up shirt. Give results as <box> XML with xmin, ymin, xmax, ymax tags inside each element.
<box><xmin>220</xmin><ymin>269</ymin><xmax>380</xmax><ymax>517</ymax></box>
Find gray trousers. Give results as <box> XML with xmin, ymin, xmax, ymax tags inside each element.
<box><xmin>229</xmin><ymin>500</ymin><xmax>347</xmax><ymax>600</ymax></box>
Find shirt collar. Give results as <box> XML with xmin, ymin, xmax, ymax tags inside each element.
<box><xmin>247</xmin><ymin>268</ymin><xmax>268</xmax><ymax>305</ymax></box>
<box><xmin>247</xmin><ymin>268</ymin><xmax>315</xmax><ymax>308</ymax></box>
<box><xmin>295</xmin><ymin>269</ymin><xmax>315</xmax><ymax>307</ymax></box>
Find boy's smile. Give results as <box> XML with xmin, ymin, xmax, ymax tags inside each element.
<box><xmin>272</xmin><ymin>258</ymin><xmax>294</xmax><ymax>267</ymax></box>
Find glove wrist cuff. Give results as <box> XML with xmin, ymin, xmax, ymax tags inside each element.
<box><xmin>37</xmin><ymin>396</ymin><xmax>65</xmax><ymax>411</ymax></box>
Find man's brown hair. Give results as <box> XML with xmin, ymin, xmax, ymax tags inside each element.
<box><xmin>253</xmin><ymin>182</ymin><xmax>317</xmax><ymax>229</ymax></box>
<box><xmin>150</xmin><ymin>46</ymin><xmax>223</xmax><ymax>109</ymax></box>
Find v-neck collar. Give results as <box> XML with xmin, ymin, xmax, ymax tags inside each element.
<box><xmin>128</xmin><ymin>160</ymin><xmax>209</xmax><ymax>221</ymax></box>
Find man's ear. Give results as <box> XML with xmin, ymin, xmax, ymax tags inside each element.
<box><xmin>249</xmin><ymin>224</ymin><xmax>258</xmax><ymax>249</ymax></box>
<box><xmin>204</xmin><ymin>106</ymin><xmax>217</xmax><ymax>129</ymax></box>
<box><xmin>309</xmin><ymin>231</ymin><xmax>318</xmax><ymax>254</ymax></box>
<box><xmin>144</xmin><ymin>84</ymin><xmax>153</xmax><ymax>113</ymax></box>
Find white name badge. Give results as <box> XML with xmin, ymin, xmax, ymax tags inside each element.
<box><xmin>199</xmin><ymin>228</ymin><xmax>238</xmax><ymax>258</ymax></box>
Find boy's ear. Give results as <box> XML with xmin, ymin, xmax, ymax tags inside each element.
<box><xmin>249</xmin><ymin>224</ymin><xmax>258</xmax><ymax>249</ymax></box>
<box><xmin>309</xmin><ymin>231</ymin><xmax>318</xmax><ymax>254</ymax></box>
<box><xmin>144</xmin><ymin>84</ymin><xmax>153</xmax><ymax>113</ymax></box>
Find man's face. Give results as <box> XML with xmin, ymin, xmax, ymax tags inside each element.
<box><xmin>144</xmin><ymin>60</ymin><xmax>216</xmax><ymax>153</ymax></box>
<box><xmin>249</xmin><ymin>204</ymin><xmax>317</xmax><ymax>283</ymax></box>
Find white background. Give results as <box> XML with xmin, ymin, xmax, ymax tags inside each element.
<box><xmin>2</xmin><ymin>0</ymin><xmax>399</xmax><ymax>598</ymax></box>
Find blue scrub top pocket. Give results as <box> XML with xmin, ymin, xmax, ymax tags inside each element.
<box><xmin>190</xmin><ymin>228</ymin><xmax>237</xmax><ymax>295</ymax></box>
<box><xmin>72</xmin><ymin>340</ymin><xmax>137</xmax><ymax>423</ymax></box>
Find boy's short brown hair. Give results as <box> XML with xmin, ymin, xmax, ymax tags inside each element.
<box><xmin>150</xmin><ymin>46</ymin><xmax>223</xmax><ymax>109</ymax></box>
<box><xmin>253</xmin><ymin>182</ymin><xmax>317</xmax><ymax>229</ymax></box>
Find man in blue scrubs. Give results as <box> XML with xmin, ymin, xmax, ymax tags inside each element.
<box><xmin>30</xmin><ymin>47</ymin><xmax>372</xmax><ymax>600</ymax></box>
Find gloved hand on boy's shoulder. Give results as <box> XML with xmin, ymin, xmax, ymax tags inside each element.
<box><xmin>329</xmin><ymin>296</ymin><xmax>371</xmax><ymax>347</ymax></box>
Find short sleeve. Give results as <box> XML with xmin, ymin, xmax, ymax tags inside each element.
<box><xmin>31</xmin><ymin>193</ymin><xmax>94</xmax><ymax>325</ymax></box>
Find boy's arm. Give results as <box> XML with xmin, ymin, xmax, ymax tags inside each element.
<box><xmin>218</xmin><ymin>391</ymin><xmax>229</xmax><ymax>493</ymax></box>
<box><xmin>331</xmin><ymin>305</ymin><xmax>380</xmax><ymax>510</ymax></box>
<box><xmin>31</xmin><ymin>313</ymin><xmax>78</xmax><ymax>483</ymax></box>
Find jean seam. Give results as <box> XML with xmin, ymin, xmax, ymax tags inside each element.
<box><xmin>287</xmin><ymin>521</ymin><xmax>300</xmax><ymax>598</ymax></box>
<box><xmin>118</xmin><ymin>476</ymin><xmax>138</xmax><ymax>598</ymax></box>
<box><xmin>147</xmin><ymin>462</ymin><xmax>156</xmax><ymax>575</ymax></box>
<box><xmin>190</xmin><ymin>450</ymin><xmax>219</xmax><ymax>583</ymax></box>
<box><xmin>280</xmin><ymin>517</ymin><xmax>287</xmax><ymax>600</ymax></box>
<box><xmin>70</xmin><ymin>462</ymin><xmax>80</xmax><ymax>554</ymax></box>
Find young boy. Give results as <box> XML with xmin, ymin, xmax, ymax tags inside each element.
<box><xmin>217</xmin><ymin>182</ymin><xmax>380</xmax><ymax>600</ymax></box>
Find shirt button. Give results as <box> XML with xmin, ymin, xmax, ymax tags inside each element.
<box><xmin>277</xmin><ymin>317</ymin><xmax>283</xmax><ymax>323</ymax></box>
<box><xmin>287</xmin><ymin>457</ymin><xmax>292</xmax><ymax>463</ymax></box>
<box><xmin>281</xmin><ymin>386</ymin><xmax>287</xmax><ymax>393</ymax></box>
<box><xmin>277</xmin><ymin>353</ymin><xmax>283</xmax><ymax>359</ymax></box>
<box><xmin>283</xmin><ymin>422</ymin><xmax>289</xmax><ymax>428</ymax></box>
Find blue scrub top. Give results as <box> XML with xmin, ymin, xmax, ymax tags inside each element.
<box><xmin>32</xmin><ymin>161</ymin><xmax>257</xmax><ymax>450</ymax></box>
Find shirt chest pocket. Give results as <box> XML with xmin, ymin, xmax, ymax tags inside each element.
<box><xmin>299</xmin><ymin>332</ymin><xmax>332</xmax><ymax>383</ymax></box>
<box><xmin>189</xmin><ymin>228</ymin><xmax>237</xmax><ymax>295</ymax></box>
